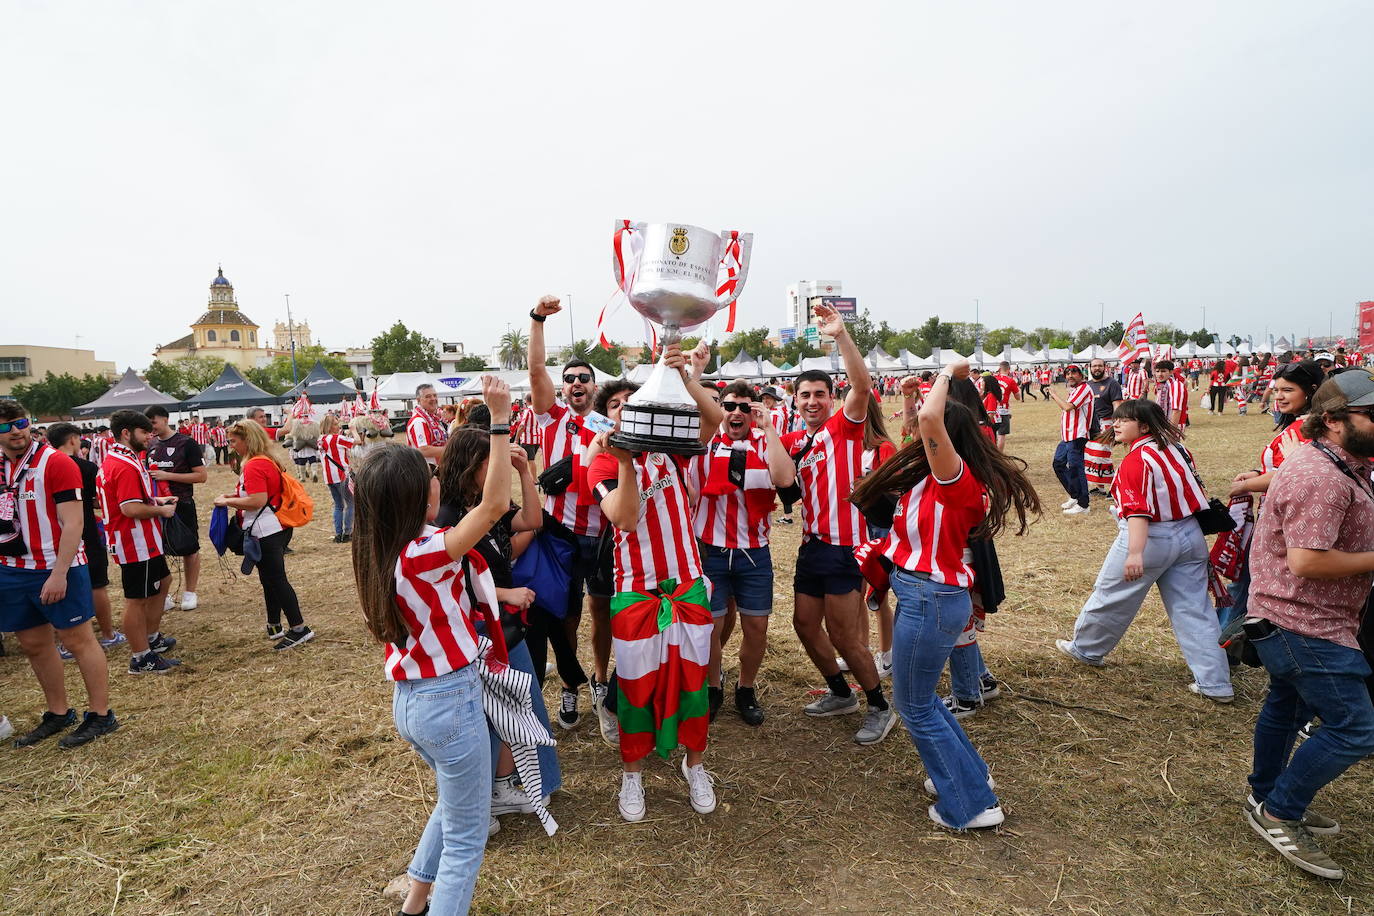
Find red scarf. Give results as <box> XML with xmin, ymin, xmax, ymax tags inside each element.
<box><xmin>700</xmin><ymin>434</ymin><xmax>776</xmax><ymax>526</ymax></box>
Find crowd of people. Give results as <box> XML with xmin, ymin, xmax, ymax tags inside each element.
<box><xmin>2</xmin><ymin>310</ymin><xmax>1372</xmax><ymax>913</ymax></box>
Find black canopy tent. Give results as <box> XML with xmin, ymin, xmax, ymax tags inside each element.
<box><xmin>280</xmin><ymin>361</ymin><xmax>358</xmax><ymax>402</ymax></box>
<box><xmin>179</xmin><ymin>364</ymin><xmax>284</xmax><ymax>412</ymax></box>
<box><xmin>71</xmin><ymin>368</ymin><xmax>183</xmax><ymax>419</ymax></box>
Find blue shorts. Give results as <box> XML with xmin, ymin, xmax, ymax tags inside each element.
<box><xmin>699</xmin><ymin>543</ymin><xmax>774</xmax><ymax>617</ymax></box>
<box><xmin>0</xmin><ymin>563</ymin><xmax>95</xmax><ymax>632</ymax></box>
<box><xmin>793</xmin><ymin>537</ymin><xmax>864</xmax><ymax>598</ymax></box>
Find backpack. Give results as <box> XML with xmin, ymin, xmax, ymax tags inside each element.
<box><xmin>245</xmin><ymin>456</ymin><xmax>314</xmax><ymax>528</ymax></box>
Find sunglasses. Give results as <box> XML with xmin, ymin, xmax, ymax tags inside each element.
<box><xmin>0</xmin><ymin>417</ymin><xmax>31</xmax><ymax>433</ymax></box>
<box><xmin>721</xmin><ymin>402</ymin><xmax>753</xmax><ymax>412</ymax></box>
<box><xmin>1348</xmin><ymin>407</ymin><xmax>1374</xmax><ymax>420</ymax></box>
<box><xmin>563</xmin><ymin>373</ymin><xmax>592</xmax><ymax>384</ymax></box>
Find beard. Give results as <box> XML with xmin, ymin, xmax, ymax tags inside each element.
<box><xmin>1342</xmin><ymin>422</ymin><xmax>1374</xmax><ymax>459</ymax></box>
<box><xmin>1090</xmin><ymin>369</ymin><xmax>1105</xmax><ymax>380</ymax></box>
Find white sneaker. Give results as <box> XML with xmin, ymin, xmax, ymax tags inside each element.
<box><xmin>488</xmin><ymin>815</ymin><xmax>501</xmax><ymax>836</ymax></box>
<box><xmin>597</xmin><ymin>696</ymin><xmax>620</xmax><ymax>747</ymax></box>
<box><xmin>164</xmin><ymin>594</ymin><xmax>179</xmax><ymax>612</ymax></box>
<box><xmin>0</xmin><ymin>715</ymin><xmax>12</xmax><ymax>741</ymax></box>
<box><xmin>1062</xmin><ymin>504</ymin><xmax>1089</xmax><ymax>515</ymax></box>
<box><xmin>1060</xmin><ymin>498</ymin><xmax>1078</xmax><ymax>509</ymax></box>
<box><xmin>490</xmin><ymin>775</ymin><xmax>535</xmax><ymax>815</ymax></box>
<box><xmin>875</xmin><ymin>649</ymin><xmax>893</xmax><ymax>681</ymax></box>
<box><xmin>618</xmin><ymin>771</ymin><xmax>646</xmax><ymax>822</ymax></box>
<box><xmin>680</xmin><ymin>758</ymin><xmax>717</xmax><ymax>814</ymax></box>
<box><xmin>180</xmin><ymin>592</ymin><xmax>198</xmax><ymax>611</ymax></box>
<box><xmin>1187</xmin><ymin>682</ymin><xmax>1235</xmax><ymax>704</ymax></box>
<box><xmin>928</xmin><ymin>803</ymin><xmax>1005</xmax><ymax>830</ymax></box>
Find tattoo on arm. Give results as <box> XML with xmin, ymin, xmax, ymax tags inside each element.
<box><xmin>926</xmin><ymin>438</ymin><xmax>939</xmax><ymax>454</ymax></box>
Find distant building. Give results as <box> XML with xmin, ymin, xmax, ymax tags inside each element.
<box><xmin>153</xmin><ymin>267</ymin><xmax>278</xmax><ymax>370</ymax></box>
<box><xmin>0</xmin><ymin>345</ymin><xmax>117</xmax><ymax>398</ymax></box>
<box><xmin>785</xmin><ymin>280</ymin><xmax>843</xmax><ymax>334</ymax></box>
<box><xmin>273</xmin><ymin>319</ymin><xmax>313</xmax><ymax>352</ymax></box>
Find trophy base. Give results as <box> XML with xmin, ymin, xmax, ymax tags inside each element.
<box><xmin>610</xmin><ymin>401</ymin><xmax>706</xmax><ymax>456</ymax></box>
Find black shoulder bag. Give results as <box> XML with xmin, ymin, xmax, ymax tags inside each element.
<box><xmin>1178</xmin><ymin>447</ymin><xmax>1236</xmax><ymax>536</ymax></box>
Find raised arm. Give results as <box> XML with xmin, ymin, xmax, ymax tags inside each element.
<box><xmin>444</xmin><ymin>377</ymin><xmax>513</xmax><ymax>559</ymax></box>
<box><xmin>815</xmin><ymin>302</ymin><xmax>871</xmax><ymax>420</ymax></box>
<box><xmin>918</xmin><ymin>359</ymin><xmax>969</xmax><ymax>482</ymax></box>
<box><xmin>591</xmin><ymin>433</ymin><xmax>641</xmax><ymax>530</ymax></box>
<box><xmin>509</xmin><ymin>443</ymin><xmax>543</xmax><ymax>532</ymax></box>
<box><xmin>528</xmin><ymin>295</ymin><xmax>560</xmax><ymax>415</ymax></box>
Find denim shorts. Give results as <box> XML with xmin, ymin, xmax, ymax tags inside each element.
<box><xmin>700</xmin><ymin>543</ymin><xmax>774</xmax><ymax>616</ymax></box>
<box><xmin>573</xmin><ymin>533</ymin><xmax>614</xmax><ymax>602</ymax></box>
<box><xmin>0</xmin><ymin>563</ymin><xmax>95</xmax><ymax>632</ymax></box>
<box><xmin>793</xmin><ymin>537</ymin><xmax>863</xmax><ymax>598</ymax></box>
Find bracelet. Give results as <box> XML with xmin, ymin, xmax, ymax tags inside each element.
<box><xmin>489</xmin><ymin>424</ymin><xmax>511</xmax><ymax>436</ymax></box>
<box><xmin>529</xmin><ymin>310</ymin><xmax>546</xmax><ymax>323</ymax></box>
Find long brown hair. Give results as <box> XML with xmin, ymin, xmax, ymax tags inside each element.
<box><xmin>228</xmin><ymin>420</ymin><xmax>291</xmax><ymax>473</ymax></box>
<box><xmin>862</xmin><ymin>395</ymin><xmax>893</xmax><ymax>452</ymax></box>
<box><xmin>351</xmin><ymin>443</ymin><xmax>433</xmax><ymax>646</ymax></box>
<box><xmin>437</xmin><ymin>427</ymin><xmax>491</xmax><ymax>512</ymax></box>
<box><xmin>850</xmin><ymin>400</ymin><xmax>1041</xmax><ymax>538</ymax></box>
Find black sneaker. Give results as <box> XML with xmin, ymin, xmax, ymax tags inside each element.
<box><xmin>14</xmin><ymin>708</ymin><xmax>76</xmax><ymax>747</ymax></box>
<box><xmin>148</xmin><ymin>632</ymin><xmax>178</xmax><ymax>653</ymax></box>
<box><xmin>734</xmin><ymin>686</ymin><xmax>765</xmax><ymax>727</ymax></box>
<box><xmin>557</xmin><ymin>687</ymin><xmax>580</xmax><ymax>729</ymax></box>
<box><xmin>58</xmin><ymin>710</ymin><xmax>119</xmax><ymax>749</ymax></box>
<box><xmin>128</xmin><ymin>651</ymin><xmax>178</xmax><ymax>674</ymax></box>
<box><xmin>274</xmin><ymin>625</ymin><xmax>315</xmax><ymax>650</ymax></box>
<box><xmin>708</xmin><ymin>685</ymin><xmax>724</xmax><ymax>723</ymax></box>
<box><xmin>265</xmin><ymin>624</ymin><xmax>286</xmax><ymax>641</ymax></box>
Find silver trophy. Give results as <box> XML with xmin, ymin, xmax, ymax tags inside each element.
<box><xmin>609</xmin><ymin>220</ymin><xmax>753</xmax><ymax>455</ymax></box>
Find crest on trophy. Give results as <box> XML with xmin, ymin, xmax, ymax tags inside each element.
<box><xmin>607</xmin><ymin>220</ymin><xmax>754</xmax><ymax>455</ymax></box>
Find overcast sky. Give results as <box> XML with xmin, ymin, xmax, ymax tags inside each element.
<box><xmin>4</xmin><ymin>1</ymin><xmax>1371</xmax><ymax>372</ymax></box>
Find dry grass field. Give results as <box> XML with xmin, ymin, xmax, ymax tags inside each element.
<box><xmin>3</xmin><ymin>391</ymin><xmax>1371</xmax><ymax>915</ymax></box>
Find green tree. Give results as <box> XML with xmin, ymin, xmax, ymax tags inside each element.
<box><xmin>1188</xmin><ymin>327</ymin><xmax>1215</xmax><ymax>347</ymax></box>
<box><xmin>718</xmin><ymin>327</ymin><xmax>777</xmax><ymax>363</ymax></box>
<box><xmin>563</xmin><ymin>339</ymin><xmax>624</xmax><ymax>376</ymax></box>
<box><xmin>983</xmin><ymin>326</ymin><xmax>1026</xmax><ymax>355</ymax></box>
<box><xmin>453</xmin><ymin>354</ymin><xmax>488</xmax><ymax>371</ymax></box>
<box><xmin>371</xmin><ymin>322</ymin><xmax>439</xmax><ymax>374</ymax></box>
<box><xmin>778</xmin><ymin>339</ymin><xmax>823</xmax><ymax>366</ymax></box>
<box><xmin>498</xmin><ymin>329</ymin><xmax>529</xmax><ymax>370</ymax></box>
<box><xmin>257</xmin><ymin>345</ymin><xmax>352</xmax><ymax>393</ymax></box>
<box><xmin>11</xmin><ymin>371</ymin><xmax>113</xmax><ymax>418</ymax></box>
<box><xmin>847</xmin><ymin>309</ymin><xmax>882</xmax><ymax>353</ymax></box>
<box><xmin>245</xmin><ymin>366</ymin><xmax>287</xmax><ymax>396</ymax></box>
<box><xmin>144</xmin><ymin>360</ymin><xmax>187</xmax><ymax>398</ymax></box>
<box><xmin>173</xmin><ymin>356</ymin><xmax>230</xmax><ymax>394</ymax></box>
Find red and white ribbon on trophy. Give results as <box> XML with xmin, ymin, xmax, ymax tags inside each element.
<box><xmin>716</xmin><ymin>230</ymin><xmax>744</xmax><ymax>334</ymax></box>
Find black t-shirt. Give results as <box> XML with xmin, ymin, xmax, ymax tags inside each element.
<box><xmin>1085</xmin><ymin>377</ymin><xmax>1123</xmax><ymax>423</ymax></box>
<box><xmin>146</xmin><ymin>431</ymin><xmax>204</xmax><ymax>502</ymax></box>
<box><xmin>433</xmin><ymin>502</ymin><xmax>519</xmax><ymax>588</ymax></box>
<box><xmin>74</xmin><ymin>455</ymin><xmax>100</xmax><ymax>543</ymax></box>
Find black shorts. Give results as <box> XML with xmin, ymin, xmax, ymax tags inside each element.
<box><xmin>83</xmin><ymin>533</ymin><xmax>110</xmax><ymax>590</ymax></box>
<box><xmin>169</xmin><ymin>499</ymin><xmax>200</xmax><ymax>555</ymax></box>
<box><xmin>996</xmin><ymin>415</ymin><xmax>1011</xmax><ymax>435</ymax></box>
<box><xmin>793</xmin><ymin>537</ymin><xmax>863</xmax><ymax>598</ymax></box>
<box><xmin>522</xmin><ymin>443</ymin><xmax>539</xmax><ymax>461</ymax></box>
<box><xmin>120</xmin><ymin>554</ymin><xmax>171</xmax><ymax>600</ymax></box>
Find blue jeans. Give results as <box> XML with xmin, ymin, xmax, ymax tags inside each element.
<box><xmin>949</xmin><ymin>641</ymin><xmax>990</xmax><ymax>702</ymax></box>
<box><xmin>327</xmin><ymin>481</ymin><xmax>354</xmax><ymax>536</ymax></box>
<box><xmin>393</xmin><ymin>664</ymin><xmax>490</xmax><ymax>915</ymax></box>
<box><xmin>890</xmin><ymin>569</ymin><xmax>997</xmax><ymax>827</ymax></box>
<box><xmin>1220</xmin><ymin>556</ymin><xmax>1250</xmax><ymax>629</ymax></box>
<box><xmin>1248</xmin><ymin>626</ymin><xmax>1374</xmax><ymax>821</ymax></box>
<box><xmin>1067</xmin><ymin>518</ymin><xmax>1232</xmax><ymax>697</ymax></box>
<box><xmin>1052</xmin><ymin>438</ymin><xmax>1088</xmax><ymax>507</ymax></box>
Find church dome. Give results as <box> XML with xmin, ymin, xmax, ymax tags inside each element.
<box><xmin>211</xmin><ymin>267</ymin><xmax>232</xmax><ymax>287</ymax></box>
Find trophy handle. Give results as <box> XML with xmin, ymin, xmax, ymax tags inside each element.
<box><xmin>612</xmin><ymin>219</ymin><xmax>647</xmax><ymax>294</ymax></box>
<box><xmin>715</xmin><ymin>230</ymin><xmax>753</xmax><ymax>309</ymax></box>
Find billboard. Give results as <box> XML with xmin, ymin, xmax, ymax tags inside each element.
<box><xmin>1360</xmin><ymin>301</ymin><xmax>1374</xmax><ymax>352</ymax></box>
<box><xmin>821</xmin><ymin>297</ymin><xmax>857</xmax><ymax>319</ymax></box>
<box><xmin>780</xmin><ymin>326</ymin><xmax>797</xmax><ymax>344</ymax></box>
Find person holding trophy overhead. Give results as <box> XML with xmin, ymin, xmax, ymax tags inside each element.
<box><xmin>584</xmin><ymin>342</ymin><xmax>725</xmax><ymax>822</ymax></box>
<box><xmin>781</xmin><ymin>302</ymin><xmax>897</xmax><ymax>746</ymax></box>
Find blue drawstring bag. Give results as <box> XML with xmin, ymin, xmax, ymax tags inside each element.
<box><xmin>208</xmin><ymin>505</ymin><xmax>229</xmax><ymax>556</ymax></box>
<box><xmin>511</xmin><ymin>525</ymin><xmax>576</xmax><ymax>620</ymax></box>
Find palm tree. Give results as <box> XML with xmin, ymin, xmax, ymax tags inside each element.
<box><xmin>498</xmin><ymin>329</ymin><xmax>528</xmax><ymax>370</ymax></box>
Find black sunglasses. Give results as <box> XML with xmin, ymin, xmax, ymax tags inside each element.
<box><xmin>563</xmin><ymin>373</ymin><xmax>592</xmax><ymax>384</ymax></box>
<box><xmin>721</xmin><ymin>402</ymin><xmax>753</xmax><ymax>412</ymax></box>
<box><xmin>1348</xmin><ymin>407</ymin><xmax>1374</xmax><ymax>420</ymax></box>
<box><xmin>0</xmin><ymin>417</ymin><xmax>32</xmax><ymax>433</ymax></box>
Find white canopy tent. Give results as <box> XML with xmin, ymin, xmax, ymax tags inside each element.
<box><xmin>372</xmin><ymin>372</ymin><xmax>465</xmax><ymax>401</ymax></box>
<box><xmin>1002</xmin><ymin>346</ymin><xmax>1042</xmax><ymax>366</ymax></box>
<box><xmin>799</xmin><ymin>355</ymin><xmax>840</xmax><ymax>373</ymax></box>
<box><xmin>866</xmin><ymin>346</ymin><xmax>905</xmax><ymax>371</ymax></box>
<box><xmin>759</xmin><ymin>359</ymin><xmax>790</xmax><ymax>378</ymax></box>
<box><xmin>1046</xmin><ymin>348</ymin><xmax>1074</xmax><ymax>363</ymax></box>
<box><xmin>1073</xmin><ymin>344</ymin><xmax>1112</xmax><ymax>362</ymax></box>
<box><xmin>717</xmin><ymin>353</ymin><xmax>763</xmax><ymax>378</ymax></box>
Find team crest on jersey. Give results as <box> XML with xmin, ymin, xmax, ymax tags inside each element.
<box><xmin>566</xmin><ymin>420</ymin><xmax>580</xmax><ymax>435</ymax></box>
<box><xmin>668</xmin><ymin>227</ymin><xmax>690</xmax><ymax>256</ymax></box>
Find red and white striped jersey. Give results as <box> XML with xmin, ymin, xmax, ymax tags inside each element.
<box><xmin>1157</xmin><ymin>375</ymin><xmax>1188</xmax><ymax>418</ymax></box>
<box><xmin>89</xmin><ymin>433</ymin><xmax>113</xmax><ymax>469</ymax></box>
<box><xmin>687</xmin><ymin>430</ymin><xmax>777</xmax><ymax>549</ymax></box>
<box><xmin>1112</xmin><ymin>438</ymin><xmax>1207</xmax><ymax>521</ymax></box>
<box><xmin>318</xmin><ymin>433</ymin><xmax>354</xmax><ymax>485</ymax></box>
<box><xmin>385</xmin><ymin>530</ymin><xmax>490</xmax><ymax>681</ymax></box>
<box><xmin>537</xmin><ymin>403</ymin><xmax>604</xmax><ymax>537</ymax></box>
<box><xmin>1259</xmin><ymin>423</ymin><xmax>1310</xmax><ymax>474</ymax></box>
<box><xmin>994</xmin><ymin>373</ymin><xmax>1019</xmax><ymax>415</ymax></box>
<box><xmin>1085</xmin><ymin>440</ymin><xmax>1116</xmax><ymax>487</ymax></box>
<box><xmin>1125</xmin><ymin>370</ymin><xmax>1149</xmax><ymax>399</ymax></box>
<box><xmin>210</xmin><ymin>425</ymin><xmax>228</xmax><ymax>447</ymax></box>
<box><xmin>1060</xmin><ymin>383</ymin><xmax>1093</xmax><ymax>441</ymax></box>
<box><xmin>1036</xmin><ymin>370</ymin><xmax>1051</xmax><ymax>385</ymax></box>
<box><xmin>880</xmin><ymin>459</ymin><xmax>987</xmax><ymax>586</ymax></box>
<box><xmin>406</xmin><ymin>408</ymin><xmax>449</xmax><ymax>464</ymax></box>
<box><xmin>98</xmin><ymin>443</ymin><xmax>164</xmax><ymax>564</ymax></box>
<box><xmin>782</xmin><ymin>409</ymin><xmax>867</xmax><ymax>547</ymax></box>
<box><xmin>861</xmin><ymin>440</ymin><xmax>897</xmax><ymax>477</ymax></box>
<box><xmin>513</xmin><ymin>406</ymin><xmax>542</xmax><ymax>446</ymax></box>
<box><xmin>587</xmin><ymin>450</ymin><xmax>702</xmax><ymax>593</ymax></box>
<box><xmin>189</xmin><ymin>422</ymin><xmax>210</xmax><ymax>446</ymax></box>
<box><xmin>767</xmin><ymin>404</ymin><xmax>790</xmax><ymax>435</ymax></box>
<box><xmin>0</xmin><ymin>442</ymin><xmax>87</xmax><ymax>571</ymax></box>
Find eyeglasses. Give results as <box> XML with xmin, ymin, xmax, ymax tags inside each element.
<box><xmin>563</xmin><ymin>373</ymin><xmax>592</xmax><ymax>384</ymax></box>
<box><xmin>0</xmin><ymin>417</ymin><xmax>31</xmax><ymax>433</ymax></box>
<box><xmin>721</xmin><ymin>402</ymin><xmax>752</xmax><ymax>412</ymax></box>
<box><xmin>1348</xmin><ymin>407</ymin><xmax>1374</xmax><ymax>420</ymax></box>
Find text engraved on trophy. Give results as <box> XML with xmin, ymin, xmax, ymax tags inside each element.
<box><xmin>637</xmin><ymin>258</ymin><xmax>714</xmax><ymax>283</ymax></box>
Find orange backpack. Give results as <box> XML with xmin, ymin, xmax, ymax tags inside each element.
<box><xmin>246</xmin><ymin>457</ymin><xmax>314</xmax><ymax>528</ymax></box>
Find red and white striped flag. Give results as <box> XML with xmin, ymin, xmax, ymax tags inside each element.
<box><xmin>1115</xmin><ymin>313</ymin><xmax>1150</xmax><ymax>362</ymax></box>
<box><xmin>354</xmin><ymin>392</ymin><xmax>368</xmax><ymax>417</ymax></box>
<box><xmin>290</xmin><ymin>392</ymin><xmax>312</xmax><ymax>420</ymax></box>
<box><xmin>369</xmin><ymin>386</ymin><xmax>380</xmax><ymax>410</ymax></box>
